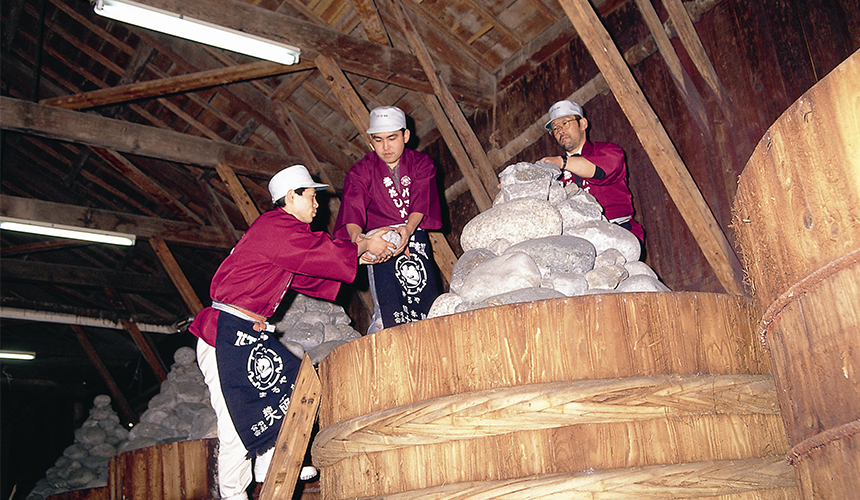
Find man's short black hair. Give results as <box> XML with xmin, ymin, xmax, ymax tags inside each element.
<box><xmin>273</xmin><ymin>187</ymin><xmax>308</xmax><ymax>207</ymax></box>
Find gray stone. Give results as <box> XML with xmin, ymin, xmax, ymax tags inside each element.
<box><xmin>97</xmin><ymin>413</ymin><xmax>120</xmax><ymax>429</ymax></box>
<box><xmin>498</xmin><ymin>161</ymin><xmax>559</xmax><ymax>203</ymax></box>
<box><xmin>458</xmin><ymin>287</ymin><xmax>566</xmax><ymax>312</ymax></box>
<box><xmin>457</xmin><ymin>252</ymin><xmax>542</xmax><ymax>303</ymax></box>
<box><xmin>93</xmin><ymin>395</ymin><xmax>111</xmax><ymax>408</ymax></box>
<box><xmin>427</xmin><ymin>292</ymin><xmax>463</xmax><ymax>319</ymax></box>
<box><xmin>460</xmin><ymin>198</ymin><xmax>562</xmax><ymax>252</ymax></box>
<box><xmin>74</xmin><ymin>426</ymin><xmax>106</xmax><ymax>446</ymax></box>
<box><xmin>364</xmin><ymin>228</ymin><xmax>401</xmax><ymax>260</ymax></box>
<box><xmin>548</xmin><ymin>182</ymin><xmax>567</xmax><ymax>206</ymax></box>
<box><xmin>89</xmin><ymin>443</ymin><xmax>116</xmax><ymax>458</ymax></box>
<box><xmin>323</xmin><ymin>324</ymin><xmax>360</xmax><ymax>343</ymax></box>
<box><xmin>63</xmin><ymin>443</ymin><xmax>88</xmax><ymax>460</ymax></box>
<box><xmin>128</xmin><ymin>422</ymin><xmax>166</xmax><ymax>440</ymax></box>
<box><xmin>585</xmin><ymin>264</ymin><xmax>629</xmax><ymax>290</ymax></box>
<box><xmin>449</xmin><ymin>248</ymin><xmax>497</xmax><ymax>295</ymax></box>
<box><xmin>624</xmin><ymin>260</ymin><xmax>659</xmax><ymax>279</ymax></box>
<box><xmin>80</xmin><ymin>455</ymin><xmax>110</xmax><ymax>470</ymax></box>
<box><xmin>486</xmin><ymin>238</ymin><xmax>511</xmax><ymax>255</ymax></box>
<box><xmin>282</xmin><ymin>340</ymin><xmax>305</xmax><ymax>359</ymax></box>
<box><xmin>140</xmin><ymin>408</ymin><xmax>169</xmax><ymax>425</ymax></box>
<box><xmin>286</xmin><ymin>322</ymin><xmax>325</xmax><ymax>350</ymax></box>
<box><xmin>108</xmin><ymin>426</ymin><xmax>129</xmax><ymax>441</ymax></box>
<box><xmin>504</xmin><ymin>235</ymin><xmax>596</xmax><ymax>276</ymax></box>
<box><xmin>558</xmin><ymin>192</ymin><xmax>605</xmax><ymax>232</ymax></box>
<box><xmin>299</xmin><ymin>311</ymin><xmax>336</xmax><ymax>326</ymax></box>
<box><xmin>546</xmin><ymin>271</ymin><xmax>589</xmax><ymax>296</ymax></box>
<box><xmin>174</xmin><ymin>381</ymin><xmax>208</xmax><ymax>403</ymax></box>
<box><xmin>616</xmin><ymin>274</ymin><xmax>671</xmax><ymax>292</ymax></box>
<box><xmin>189</xmin><ymin>409</ymin><xmax>218</xmax><ymax>441</ymax></box>
<box><xmin>308</xmin><ymin>340</ymin><xmax>347</xmax><ymax>364</ymax></box>
<box><xmin>148</xmin><ymin>392</ymin><xmax>176</xmax><ymax>410</ymax></box>
<box><xmin>173</xmin><ymin>346</ymin><xmax>196</xmax><ymax>366</ymax></box>
<box><xmin>565</xmin><ymin>219</ymin><xmax>641</xmax><ymax>262</ymax></box>
<box><xmin>594</xmin><ymin>248</ymin><xmax>627</xmax><ymax>268</ymax></box>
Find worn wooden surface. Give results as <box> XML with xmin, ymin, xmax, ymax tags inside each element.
<box><xmin>315</xmin><ymin>293</ymin><xmax>795</xmax><ymax>499</ymax></box>
<box><xmin>46</xmin><ymin>487</ymin><xmax>109</xmax><ymax>500</ymax></box>
<box><xmin>108</xmin><ymin>438</ymin><xmax>218</xmax><ymax>500</ymax></box>
<box><xmin>733</xmin><ymin>50</ymin><xmax>860</xmax><ymax>500</ymax></box>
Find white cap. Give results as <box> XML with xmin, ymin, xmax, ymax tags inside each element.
<box><xmin>367</xmin><ymin>106</ymin><xmax>407</xmax><ymax>134</ymax></box>
<box><xmin>268</xmin><ymin>165</ymin><xmax>328</xmax><ymax>202</ymax></box>
<box><xmin>545</xmin><ymin>100</ymin><xmax>585</xmax><ymax>130</ymax></box>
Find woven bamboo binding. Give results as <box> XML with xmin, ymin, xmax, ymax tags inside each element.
<box><xmin>312</xmin><ymin>373</ymin><xmax>779</xmax><ymax>467</ymax></box>
<box><xmin>346</xmin><ymin>456</ymin><xmax>795</xmax><ymax>500</ymax></box>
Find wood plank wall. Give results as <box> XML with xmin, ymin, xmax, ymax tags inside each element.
<box><xmin>431</xmin><ymin>0</ymin><xmax>859</xmax><ymax>292</ymax></box>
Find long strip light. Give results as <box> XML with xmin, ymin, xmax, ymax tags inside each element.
<box><xmin>0</xmin><ymin>217</ymin><xmax>136</xmax><ymax>246</ymax></box>
<box><xmin>0</xmin><ymin>351</ymin><xmax>36</xmax><ymax>361</ymax></box>
<box><xmin>93</xmin><ymin>0</ymin><xmax>301</xmax><ymax>66</ymax></box>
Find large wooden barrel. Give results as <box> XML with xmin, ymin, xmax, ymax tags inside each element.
<box><xmin>47</xmin><ymin>487</ymin><xmax>109</xmax><ymax>500</ymax></box>
<box><xmin>732</xmin><ymin>51</ymin><xmax>860</xmax><ymax>499</ymax></box>
<box><xmin>313</xmin><ymin>293</ymin><xmax>798</xmax><ymax>499</ymax></box>
<box><xmin>107</xmin><ymin>438</ymin><xmax>217</xmax><ymax>500</ymax></box>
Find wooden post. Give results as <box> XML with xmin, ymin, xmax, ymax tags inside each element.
<box><xmin>149</xmin><ymin>237</ymin><xmax>205</xmax><ymax>315</ymax></box>
<box><xmin>259</xmin><ymin>354</ymin><xmax>321</xmax><ymax>500</ymax></box>
<box><xmin>215</xmin><ymin>162</ymin><xmax>261</xmax><ymax>227</ymax></box>
<box><xmin>557</xmin><ymin>0</ymin><xmax>745</xmax><ymax>296</ymax></box>
<box><xmin>71</xmin><ymin>325</ymin><xmax>138</xmax><ymax>424</ymax></box>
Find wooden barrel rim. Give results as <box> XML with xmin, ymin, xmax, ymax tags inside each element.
<box><xmin>786</xmin><ymin>417</ymin><xmax>860</xmax><ymax>466</ymax></box>
<box><xmin>345</xmin><ymin>456</ymin><xmax>795</xmax><ymax>500</ymax></box>
<box><xmin>759</xmin><ymin>247</ymin><xmax>860</xmax><ymax>349</ymax></box>
<box><xmin>312</xmin><ymin>374</ymin><xmax>779</xmax><ymax>467</ymax></box>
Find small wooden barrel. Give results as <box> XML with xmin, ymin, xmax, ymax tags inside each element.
<box><xmin>108</xmin><ymin>438</ymin><xmax>217</xmax><ymax>500</ymax></box>
<box><xmin>313</xmin><ymin>293</ymin><xmax>798</xmax><ymax>499</ymax></box>
<box><xmin>733</xmin><ymin>51</ymin><xmax>860</xmax><ymax>499</ymax></box>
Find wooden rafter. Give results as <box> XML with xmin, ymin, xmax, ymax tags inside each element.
<box><xmin>148</xmin><ymin>238</ymin><xmax>205</xmax><ymax>314</ymax></box>
<box><xmin>71</xmin><ymin>325</ymin><xmax>139</xmax><ymax>424</ymax></box>
<box><xmin>40</xmin><ymin>61</ymin><xmax>314</xmax><ymax>110</ymax></box>
<box><xmin>105</xmin><ymin>288</ymin><xmax>168</xmax><ymax>383</ymax></box>
<box><xmin>102</xmin><ymin>0</ymin><xmax>493</xmax><ymax>106</ymax></box>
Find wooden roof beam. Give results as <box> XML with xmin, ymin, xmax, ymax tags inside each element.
<box><xmin>1</xmin><ymin>97</ymin><xmax>300</xmax><ymax>178</ymax></box>
<box><xmin>115</xmin><ymin>0</ymin><xmax>493</xmax><ymax>106</ymax></box>
<box><xmin>40</xmin><ymin>61</ymin><xmax>314</xmax><ymax>111</ymax></box>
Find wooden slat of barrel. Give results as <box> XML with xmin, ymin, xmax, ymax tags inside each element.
<box><xmin>108</xmin><ymin>438</ymin><xmax>217</xmax><ymax>500</ymax></box>
<box><xmin>732</xmin><ymin>50</ymin><xmax>860</xmax><ymax>314</ymax></box>
<box><xmin>314</xmin><ymin>293</ymin><xmax>797</xmax><ymax>499</ymax></box>
<box><xmin>733</xmin><ymin>50</ymin><xmax>860</xmax><ymax>500</ymax></box>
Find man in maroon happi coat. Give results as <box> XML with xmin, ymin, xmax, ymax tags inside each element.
<box><xmin>190</xmin><ymin>165</ymin><xmax>394</xmax><ymax>500</ymax></box>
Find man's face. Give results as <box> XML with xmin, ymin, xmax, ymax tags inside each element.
<box><xmin>550</xmin><ymin>115</ymin><xmax>587</xmax><ymax>153</ymax></box>
<box><xmin>371</xmin><ymin>129</ymin><xmax>410</xmax><ymax>168</ymax></box>
<box><xmin>288</xmin><ymin>188</ymin><xmax>318</xmax><ymax>223</ymax></box>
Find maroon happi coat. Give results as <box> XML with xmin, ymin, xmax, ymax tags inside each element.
<box><xmin>190</xmin><ymin>209</ymin><xmax>358</xmax><ymax>346</ymax></box>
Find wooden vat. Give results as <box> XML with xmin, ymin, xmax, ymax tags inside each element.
<box><xmin>313</xmin><ymin>293</ymin><xmax>798</xmax><ymax>499</ymax></box>
<box><xmin>733</xmin><ymin>51</ymin><xmax>860</xmax><ymax>499</ymax></box>
<box><xmin>108</xmin><ymin>438</ymin><xmax>217</xmax><ymax>500</ymax></box>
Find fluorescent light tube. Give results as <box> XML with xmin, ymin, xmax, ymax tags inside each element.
<box><xmin>0</xmin><ymin>217</ymin><xmax>137</xmax><ymax>246</ymax></box>
<box><xmin>0</xmin><ymin>351</ymin><xmax>36</xmax><ymax>361</ymax></box>
<box><xmin>94</xmin><ymin>0</ymin><xmax>301</xmax><ymax>65</ymax></box>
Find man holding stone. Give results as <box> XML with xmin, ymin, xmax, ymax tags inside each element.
<box><xmin>540</xmin><ymin>100</ymin><xmax>645</xmax><ymax>243</ymax></box>
<box><xmin>190</xmin><ymin>165</ymin><xmax>394</xmax><ymax>500</ymax></box>
<box><xmin>334</xmin><ymin>105</ymin><xmax>443</xmax><ymax>333</ymax></box>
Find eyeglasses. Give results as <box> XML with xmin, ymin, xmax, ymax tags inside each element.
<box><xmin>550</xmin><ymin>117</ymin><xmax>580</xmax><ymax>135</ymax></box>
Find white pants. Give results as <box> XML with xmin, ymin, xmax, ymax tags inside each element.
<box><xmin>197</xmin><ymin>339</ymin><xmax>274</xmax><ymax>500</ymax></box>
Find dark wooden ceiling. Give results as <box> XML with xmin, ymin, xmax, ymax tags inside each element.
<box><xmin>0</xmin><ymin>0</ymin><xmax>625</xmax><ymax>407</ymax></box>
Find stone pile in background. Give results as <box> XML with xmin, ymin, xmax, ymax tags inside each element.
<box><xmin>26</xmin><ymin>295</ymin><xmax>368</xmax><ymax>499</ymax></box>
<box><xmin>430</xmin><ymin>161</ymin><xmax>669</xmax><ymax>318</ymax></box>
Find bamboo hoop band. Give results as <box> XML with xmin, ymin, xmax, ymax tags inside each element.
<box><xmin>786</xmin><ymin>417</ymin><xmax>860</xmax><ymax>466</ymax></box>
<box><xmin>313</xmin><ymin>374</ymin><xmax>778</xmax><ymax>467</ymax></box>
<box><xmin>758</xmin><ymin>247</ymin><xmax>860</xmax><ymax>350</ymax></box>
<box><xmin>345</xmin><ymin>456</ymin><xmax>795</xmax><ymax>500</ymax></box>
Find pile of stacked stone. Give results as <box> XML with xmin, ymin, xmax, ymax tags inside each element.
<box><xmin>26</xmin><ymin>395</ymin><xmax>123</xmax><ymax>499</ymax></box>
<box><xmin>28</xmin><ymin>295</ymin><xmax>360</xmax><ymax>499</ymax></box>
<box><xmin>429</xmin><ymin>161</ymin><xmax>668</xmax><ymax>318</ymax></box>
<box><xmin>274</xmin><ymin>293</ymin><xmax>362</xmax><ymax>364</ymax></box>
<box><xmin>117</xmin><ymin>346</ymin><xmax>217</xmax><ymax>453</ymax></box>
<box><xmin>26</xmin><ymin>347</ymin><xmax>216</xmax><ymax>500</ymax></box>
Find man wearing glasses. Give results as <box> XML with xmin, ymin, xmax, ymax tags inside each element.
<box><xmin>540</xmin><ymin>100</ymin><xmax>645</xmax><ymax>243</ymax></box>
